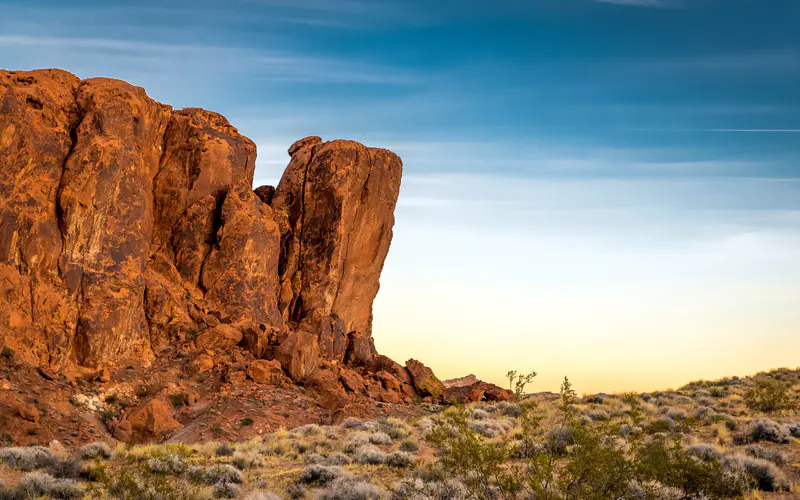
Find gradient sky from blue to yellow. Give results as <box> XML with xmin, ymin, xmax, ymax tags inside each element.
<box><xmin>2</xmin><ymin>0</ymin><xmax>798</xmax><ymax>394</ymax></box>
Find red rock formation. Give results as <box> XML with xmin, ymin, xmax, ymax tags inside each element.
<box><xmin>270</xmin><ymin>136</ymin><xmax>402</xmax><ymax>368</ymax></box>
<box><xmin>0</xmin><ymin>69</ymin><xmax>282</xmax><ymax>371</ymax></box>
<box><xmin>0</xmin><ymin>69</ymin><xmax>470</xmax><ymax>414</ymax></box>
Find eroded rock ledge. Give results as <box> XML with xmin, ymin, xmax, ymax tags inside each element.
<box><xmin>0</xmin><ymin>69</ymin><xmax>509</xmax><ymax>416</ymax></box>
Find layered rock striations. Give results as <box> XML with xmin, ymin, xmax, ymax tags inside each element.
<box><xmin>0</xmin><ymin>69</ymin><xmax>508</xmax><ymax>413</ymax></box>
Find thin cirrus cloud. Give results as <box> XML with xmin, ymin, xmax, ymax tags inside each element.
<box><xmin>592</xmin><ymin>0</ymin><xmax>679</xmax><ymax>7</ymax></box>
<box><xmin>633</xmin><ymin>128</ymin><xmax>800</xmax><ymax>134</ymax></box>
<box><xmin>0</xmin><ymin>35</ymin><xmax>421</xmax><ymax>85</ymax></box>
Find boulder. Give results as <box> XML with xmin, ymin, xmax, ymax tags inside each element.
<box><xmin>339</xmin><ymin>369</ymin><xmax>367</xmax><ymax>394</ymax></box>
<box><xmin>246</xmin><ymin>359</ymin><xmax>286</xmax><ymax>384</ymax></box>
<box><xmin>401</xmin><ymin>383</ymin><xmax>417</xmax><ymax>399</ymax></box>
<box><xmin>186</xmin><ymin>354</ymin><xmax>215</xmax><ymax>376</ymax></box>
<box><xmin>275</xmin><ymin>330</ymin><xmax>319</xmax><ymax>381</ymax></box>
<box><xmin>442</xmin><ymin>374</ymin><xmax>480</xmax><ymax>389</ymax></box>
<box><xmin>307</xmin><ymin>368</ymin><xmax>349</xmax><ymax>410</ymax></box>
<box><xmin>225</xmin><ymin>370</ymin><xmax>248</xmax><ymax>385</ymax></box>
<box><xmin>112</xmin><ymin>420</ymin><xmax>133</xmax><ymax>441</ymax></box>
<box><xmin>345</xmin><ymin>331</ymin><xmax>377</xmax><ymax>367</ymax></box>
<box><xmin>126</xmin><ymin>399</ymin><xmax>182</xmax><ymax>436</ymax></box>
<box><xmin>443</xmin><ymin>381</ymin><xmax>513</xmax><ymax>403</ymax></box>
<box><xmin>479</xmin><ymin>382</ymin><xmax>514</xmax><ymax>401</ymax></box>
<box><xmin>443</xmin><ymin>385</ymin><xmax>486</xmax><ymax>404</ymax></box>
<box><xmin>375</xmin><ymin>355</ymin><xmax>414</xmax><ymax>386</ymax></box>
<box><xmin>16</xmin><ymin>402</ymin><xmax>40</xmax><ymax>424</ymax></box>
<box><xmin>380</xmin><ymin>390</ymin><xmax>404</xmax><ymax>405</ymax></box>
<box><xmin>364</xmin><ymin>379</ymin><xmax>386</xmax><ymax>401</ymax></box>
<box><xmin>237</xmin><ymin>321</ymin><xmax>274</xmax><ymax>359</ymax></box>
<box><xmin>376</xmin><ymin>371</ymin><xmax>402</xmax><ymax>393</ymax></box>
<box><xmin>405</xmin><ymin>359</ymin><xmax>446</xmax><ymax>400</ymax></box>
<box><xmin>194</xmin><ymin>324</ymin><xmax>242</xmax><ymax>351</ymax></box>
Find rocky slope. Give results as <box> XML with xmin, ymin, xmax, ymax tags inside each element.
<box><xmin>0</xmin><ymin>69</ymin><xmax>508</xmax><ymax>444</ymax></box>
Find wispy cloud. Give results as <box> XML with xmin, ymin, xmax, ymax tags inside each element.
<box><xmin>0</xmin><ymin>34</ymin><xmax>421</xmax><ymax>85</ymax></box>
<box><xmin>635</xmin><ymin>128</ymin><xmax>800</xmax><ymax>133</ymax></box>
<box><xmin>593</xmin><ymin>0</ymin><xmax>678</xmax><ymax>8</ymax></box>
<box><xmin>696</xmin><ymin>129</ymin><xmax>800</xmax><ymax>133</ymax></box>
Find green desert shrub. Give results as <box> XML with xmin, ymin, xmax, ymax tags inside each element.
<box><xmin>0</xmin><ymin>446</ymin><xmax>54</xmax><ymax>470</ymax></box>
<box><xmin>148</xmin><ymin>454</ymin><xmax>187</xmax><ymax>475</ymax></box>
<box><xmin>749</xmin><ymin>418</ymin><xmax>791</xmax><ymax>443</ymax></box>
<box><xmin>354</xmin><ymin>445</ymin><xmax>385</xmax><ymax>465</ymax></box>
<box><xmin>660</xmin><ymin>407</ymin><xmax>687</xmax><ymax>420</ymax></box>
<box><xmin>170</xmin><ymin>392</ymin><xmax>188</xmax><ymax>408</ymax></box>
<box><xmin>344</xmin><ymin>432</ymin><xmax>391</xmax><ymax>453</ymax></box>
<box><xmin>187</xmin><ymin>464</ymin><xmax>243</xmax><ymax>485</ymax></box>
<box><xmin>709</xmin><ymin>387</ymin><xmax>726</xmax><ymax>398</ymax></box>
<box><xmin>292</xmin><ymin>424</ymin><xmax>325</xmax><ymax>437</ymax></box>
<box><xmin>10</xmin><ymin>471</ymin><xmax>82</xmax><ymax>499</ymax></box>
<box><xmin>416</xmin><ymin>421</ymin><xmax>434</xmax><ymax>440</ymax></box>
<box><xmin>77</xmin><ymin>442</ymin><xmax>113</xmax><ymax>460</ymax></box>
<box><xmin>286</xmin><ymin>483</ymin><xmax>307</xmax><ymax>499</ymax></box>
<box><xmin>376</xmin><ymin>418</ymin><xmax>411</xmax><ymax>440</ymax></box>
<box><xmin>212</xmin><ymin>481</ymin><xmax>239</xmax><ymax>499</ymax></box>
<box><xmin>399</xmin><ymin>440</ymin><xmax>419</xmax><ymax>452</ymax></box>
<box><xmin>298</xmin><ymin>464</ymin><xmax>345</xmax><ymax>486</ymax></box>
<box><xmin>45</xmin><ymin>456</ymin><xmax>88</xmax><ymax>480</ymax></box>
<box><xmin>384</xmin><ymin>450</ymin><xmax>414</xmax><ymax>468</ymax></box>
<box><xmin>582</xmin><ymin>394</ymin><xmax>606</xmax><ymax>404</ymax></box>
<box><xmin>323</xmin><ymin>452</ymin><xmax>351</xmax><ymax>466</ymax></box>
<box><xmin>341</xmin><ymin>418</ymin><xmax>369</xmax><ymax>430</ymax></box>
<box><xmin>245</xmin><ymin>492</ymin><xmax>282</xmax><ymax>500</ymax></box>
<box><xmin>215</xmin><ymin>443</ymin><xmax>235</xmax><ymax>457</ymax></box>
<box><xmin>498</xmin><ymin>401</ymin><xmax>522</xmax><ymax>417</ymax></box>
<box><xmin>586</xmin><ymin>409</ymin><xmax>610</xmax><ymax>421</ymax></box>
<box><xmin>317</xmin><ymin>476</ymin><xmax>383</xmax><ymax>500</ymax></box>
<box><xmin>745</xmin><ymin>444</ymin><xmax>787</xmax><ymax>466</ymax></box>
<box><xmin>366</xmin><ymin>431</ymin><xmax>392</xmax><ymax>445</ymax></box>
<box><xmin>647</xmin><ymin>416</ymin><xmax>679</xmax><ymax>433</ymax></box>
<box><xmin>468</xmin><ymin>418</ymin><xmax>512</xmax><ymax>438</ymax></box>
<box><xmin>722</xmin><ymin>455</ymin><xmax>790</xmax><ymax>492</ymax></box>
<box><xmin>716</xmin><ymin>413</ymin><xmax>738</xmax><ymax>430</ymax></box>
<box><xmin>685</xmin><ymin>443</ymin><xmax>722</xmax><ymax>462</ymax></box>
<box><xmin>391</xmin><ymin>477</ymin><xmax>469</xmax><ymax>500</ymax></box>
<box><xmin>471</xmin><ymin>408</ymin><xmax>490</xmax><ymax>420</ymax></box>
<box><xmin>744</xmin><ymin>376</ymin><xmax>796</xmax><ymax>413</ymax></box>
<box><xmin>232</xmin><ymin>451</ymin><xmax>263</xmax><ymax>470</ymax></box>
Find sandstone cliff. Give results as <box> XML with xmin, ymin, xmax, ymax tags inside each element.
<box><xmin>0</xmin><ymin>70</ymin><xmax>508</xmax><ymax>427</ymax></box>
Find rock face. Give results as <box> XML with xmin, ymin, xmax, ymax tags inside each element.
<box><xmin>0</xmin><ymin>69</ymin><xmax>478</xmax><ymax>411</ymax></box>
<box><xmin>0</xmin><ymin>69</ymin><xmax>274</xmax><ymax>370</ymax></box>
<box><xmin>269</xmin><ymin>136</ymin><xmax>402</xmax><ymax>367</ymax></box>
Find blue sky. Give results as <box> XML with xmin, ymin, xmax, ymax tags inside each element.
<box><xmin>3</xmin><ymin>0</ymin><xmax>798</xmax><ymax>392</ymax></box>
